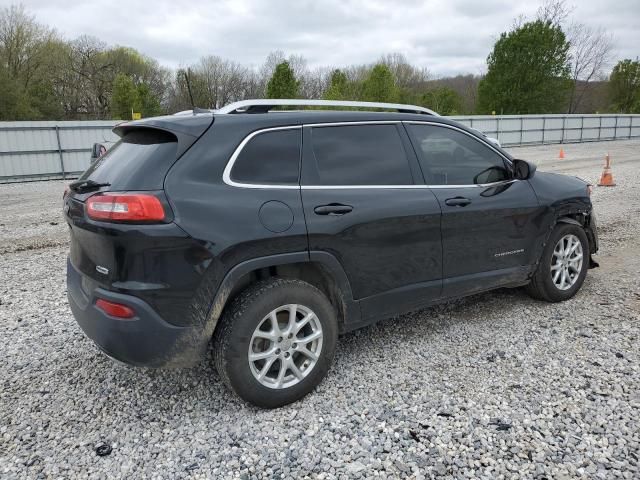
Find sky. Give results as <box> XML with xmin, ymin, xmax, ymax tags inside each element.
<box><xmin>12</xmin><ymin>0</ymin><xmax>640</xmax><ymax>77</ymax></box>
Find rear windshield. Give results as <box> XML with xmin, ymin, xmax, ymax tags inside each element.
<box><xmin>78</xmin><ymin>128</ymin><xmax>178</xmax><ymax>191</ymax></box>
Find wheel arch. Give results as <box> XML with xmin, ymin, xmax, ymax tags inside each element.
<box><xmin>556</xmin><ymin>216</ymin><xmax>582</xmax><ymax>227</ymax></box>
<box><xmin>206</xmin><ymin>252</ymin><xmax>360</xmax><ymax>339</ymax></box>
<box><xmin>534</xmin><ymin>210</ymin><xmax>598</xmax><ymax>272</ymax></box>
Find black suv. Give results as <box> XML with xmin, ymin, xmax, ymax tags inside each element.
<box><xmin>65</xmin><ymin>100</ymin><xmax>598</xmax><ymax>408</ymax></box>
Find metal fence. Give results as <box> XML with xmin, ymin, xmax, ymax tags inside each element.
<box><xmin>1</xmin><ymin>114</ymin><xmax>639</xmax><ymax>183</ymax></box>
<box><xmin>0</xmin><ymin>121</ymin><xmax>119</xmax><ymax>183</ymax></box>
<box><xmin>450</xmin><ymin>114</ymin><xmax>640</xmax><ymax>147</ymax></box>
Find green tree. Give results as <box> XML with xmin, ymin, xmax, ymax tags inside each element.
<box><xmin>397</xmin><ymin>87</ymin><xmax>418</xmax><ymax>106</ymax></box>
<box><xmin>478</xmin><ymin>20</ymin><xmax>571</xmax><ymax>114</ymax></box>
<box><xmin>108</xmin><ymin>46</ymin><xmax>168</xmax><ymax>103</ymax></box>
<box><xmin>0</xmin><ymin>5</ymin><xmax>56</xmax><ymax>89</ymax></box>
<box><xmin>609</xmin><ymin>59</ymin><xmax>640</xmax><ymax>113</ymax></box>
<box><xmin>111</xmin><ymin>73</ymin><xmax>137</xmax><ymax>119</ymax></box>
<box><xmin>361</xmin><ymin>64</ymin><xmax>398</xmax><ymax>103</ymax></box>
<box><xmin>323</xmin><ymin>69</ymin><xmax>350</xmax><ymax>100</ymax></box>
<box><xmin>266</xmin><ymin>61</ymin><xmax>298</xmax><ymax>98</ymax></box>
<box><xmin>27</xmin><ymin>79</ymin><xmax>63</xmax><ymax>119</ymax></box>
<box><xmin>111</xmin><ymin>73</ymin><xmax>163</xmax><ymax>119</ymax></box>
<box><xmin>0</xmin><ymin>65</ymin><xmax>33</xmax><ymax>120</ymax></box>
<box><xmin>419</xmin><ymin>87</ymin><xmax>462</xmax><ymax>115</ymax></box>
<box><xmin>136</xmin><ymin>83</ymin><xmax>163</xmax><ymax>117</ymax></box>
<box><xmin>0</xmin><ymin>5</ymin><xmax>65</xmax><ymax>119</ymax></box>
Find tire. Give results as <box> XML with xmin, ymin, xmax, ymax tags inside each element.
<box><xmin>525</xmin><ymin>223</ymin><xmax>589</xmax><ymax>302</ymax></box>
<box><xmin>213</xmin><ymin>278</ymin><xmax>338</xmax><ymax>408</ymax></box>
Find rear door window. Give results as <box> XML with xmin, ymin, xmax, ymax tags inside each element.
<box><xmin>78</xmin><ymin>128</ymin><xmax>178</xmax><ymax>190</ymax></box>
<box><xmin>230</xmin><ymin>128</ymin><xmax>301</xmax><ymax>185</ymax></box>
<box><xmin>305</xmin><ymin>124</ymin><xmax>413</xmax><ymax>186</ymax></box>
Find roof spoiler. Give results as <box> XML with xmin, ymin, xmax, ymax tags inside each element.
<box><xmin>113</xmin><ymin>114</ymin><xmax>214</xmax><ymax>157</ymax></box>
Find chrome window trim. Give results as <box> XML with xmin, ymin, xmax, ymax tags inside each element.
<box><xmin>305</xmin><ymin>120</ymin><xmax>402</xmax><ymax>127</ymax></box>
<box><xmin>300</xmin><ymin>180</ymin><xmax>517</xmax><ymax>190</ymax></box>
<box><xmin>222</xmin><ymin>125</ymin><xmax>302</xmax><ymax>190</ymax></box>
<box><xmin>222</xmin><ymin>120</ymin><xmax>515</xmax><ymax>189</ymax></box>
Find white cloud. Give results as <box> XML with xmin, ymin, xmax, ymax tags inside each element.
<box><xmin>20</xmin><ymin>0</ymin><xmax>640</xmax><ymax>76</ymax></box>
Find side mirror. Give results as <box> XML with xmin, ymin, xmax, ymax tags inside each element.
<box><xmin>90</xmin><ymin>143</ymin><xmax>107</xmax><ymax>162</ymax></box>
<box><xmin>512</xmin><ymin>159</ymin><xmax>536</xmax><ymax>180</ymax></box>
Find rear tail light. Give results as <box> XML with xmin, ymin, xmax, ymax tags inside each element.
<box><xmin>86</xmin><ymin>193</ymin><xmax>165</xmax><ymax>222</ymax></box>
<box><xmin>95</xmin><ymin>298</ymin><xmax>136</xmax><ymax>319</ymax></box>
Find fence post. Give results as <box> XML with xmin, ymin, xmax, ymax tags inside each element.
<box><xmin>55</xmin><ymin>125</ymin><xmax>66</xmax><ymax>180</ymax></box>
<box><xmin>541</xmin><ymin>116</ymin><xmax>546</xmax><ymax>145</ymax></box>
<box><xmin>519</xmin><ymin>117</ymin><xmax>523</xmax><ymax>145</ymax></box>
<box><xmin>598</xmin><ymin>116</ymin><xmax>602</xmax><ymax>141</ymax></box>
<box><xmin>579</xmin><ymin>116</ymin><xmax>584</xmax><ymax>142</ymax></box>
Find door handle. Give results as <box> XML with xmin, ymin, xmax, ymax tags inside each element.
<box><xmin>314</xmin><ymin>204</ymin><xmax>353</xmax><ymax>215</ymax></box>
<box><xmin>444</xmin><ymin>197</ymin><xmax>471</xmax><ymax>207</ymax></box>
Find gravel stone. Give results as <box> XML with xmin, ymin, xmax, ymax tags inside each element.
<box><xmin>1</xmin><ymin>139</ymin><xmax>639</xmax><ymax>478</ymax></box>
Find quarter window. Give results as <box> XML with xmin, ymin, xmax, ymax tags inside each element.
<box><xmin>306</xmin><ymin>124</ymin><xmax>413</xmax><ymax>186</ymax></box>
<box><xmin>407</xmin><ymin>124</ymin><xmax>510</xmax><ymax>185</ymax></box>
<box><xmin>230</xmin><ymin>129</ymin><xmax>301</xmax><ymax>185</ymax></box>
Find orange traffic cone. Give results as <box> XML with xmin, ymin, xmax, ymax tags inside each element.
<box><xmin>558</xmin><ymin>148</ymin><xmax>565</xmax><ymax>159</ymax></box>
<box><xmin>598</xmin><ymin>153</ymin><xmax>616</xmax><ymax>187</ymax></box>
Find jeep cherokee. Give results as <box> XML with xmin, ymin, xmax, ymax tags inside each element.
<box><xmin>64</xmin><ymin>99</ymin><xmax>598</xmax><ymax>408</ymax></box>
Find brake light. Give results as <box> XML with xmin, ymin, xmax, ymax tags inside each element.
<box><xmin>95</xmin><ymin>298</ymin><xmax>136</xmax><ymax>319</ymax></box>
<box><xmin>86</xmin><ymin>193</ymin><xmax>165</xmax><ymax>222</ymax></box>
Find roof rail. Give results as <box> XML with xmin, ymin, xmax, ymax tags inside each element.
<box><xmin>173</xmin><ymin>107</ymin><xmax>214</xmax><ymax>116</ymax></box>
<box><xmin>215</xmin><ymin>99</ymin><xmax>438</xmax><ymax>116</ymax></box>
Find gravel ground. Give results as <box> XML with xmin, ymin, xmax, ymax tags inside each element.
<box><xmin>1</xmin><ymin>139</ymin><xmax>639</xmax><ymax>479</ymax></box>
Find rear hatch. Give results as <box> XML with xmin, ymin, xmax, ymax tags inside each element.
<box><xmin>64</xmin><ymin>114</ymin><xmax>213</xmax><ymax>294</ymax></box>
<box><xmin>74</xmin><ymin>113</ymin><xmax>214</xmax><ymax>192</ymax></box>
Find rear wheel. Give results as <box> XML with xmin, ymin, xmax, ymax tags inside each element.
<box><xmin>525</xmin><ymin>223</ymin><xmax>589</xmax><ymax>302</ymax></box>
<box><xmin>213</xmin><ymin>278</ymin><xmax>337</xmax><ymax>408</ymax></box>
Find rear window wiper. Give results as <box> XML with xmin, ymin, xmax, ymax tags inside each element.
<box><xmin>69</xmin><ymin>179</ymin><xmax>111</xmax><ymax>194</ymax></box>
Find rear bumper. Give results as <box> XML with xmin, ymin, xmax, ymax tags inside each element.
<box><xmin>67</xmin><ymin>258</ymin><xmax>208</xmax><ymax>368</ymax></box>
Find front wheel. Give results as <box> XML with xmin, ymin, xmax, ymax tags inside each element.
<box><xmin>213</xmin><ymin>278</ymin><xmax>337</xmax><ymax>408</ymax></box>
<box><xmin>525</xmin><ymin>223</ymin><xmax>589</xmax><ymax>302</ymax></box>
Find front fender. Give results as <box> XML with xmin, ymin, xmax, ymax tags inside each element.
<box><xmin>538</xmin><ymin>212</ymin><xmax>599</xmax><ymax>271</ymax></box>
<box><xmin>528</xmin><ymin>171</ymin><xmax>597</xmax><ymax>268</ymax></box>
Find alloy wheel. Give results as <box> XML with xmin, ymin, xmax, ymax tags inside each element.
<box><xmin>248</xmin><ymin>304</ymin><xmax>323</xmax><ymax>389</ymax></box>
<box><xmin>551</xmin><ymin>234</ymin><xmax>584</xmax><ymax>291</ymax></box>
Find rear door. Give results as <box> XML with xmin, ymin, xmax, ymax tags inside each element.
<box><xmin>300</xmin><ymin>122</ymin><xmax>442</xmax><ymax>322</ymax></box>
<box><xmin>164</xmin><ymin>124</ymin><xmax>309</xmax><ymax>270</ymax></box>
<box><xmin>405</xmin><ymin>122</ymin><xmax>543</xmax><ymax>298</ymax></box>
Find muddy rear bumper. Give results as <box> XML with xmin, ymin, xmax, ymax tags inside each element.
<box><xmin>67</xmin><ymin>258</ymin><xmax>208</xmax><ymax>368</ymax></box>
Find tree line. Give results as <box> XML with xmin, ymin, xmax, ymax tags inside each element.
<box><xmin>0</xmin><ymin>1</ymin><xmax>638</xmax><ymax>121</ymax></box>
